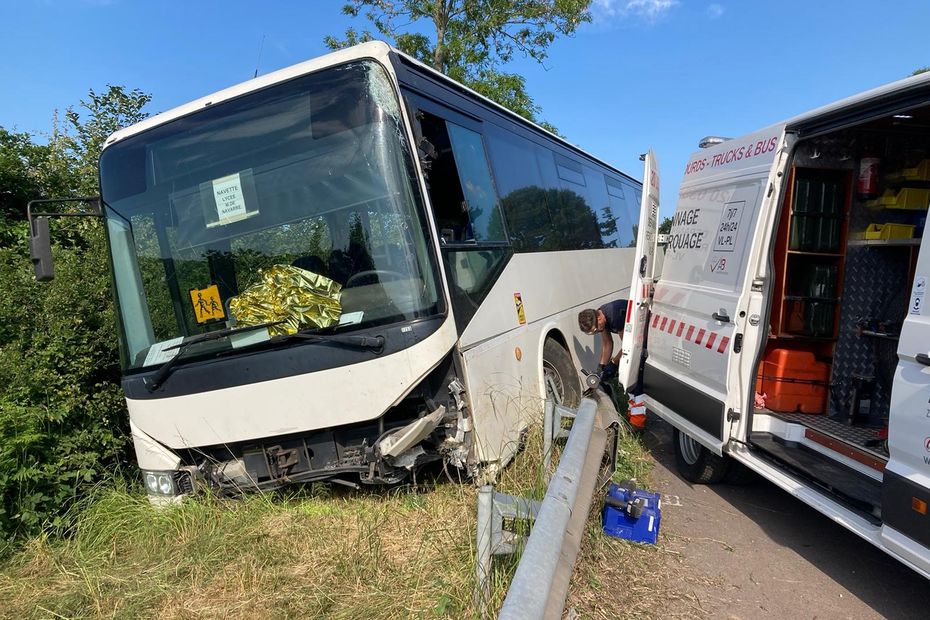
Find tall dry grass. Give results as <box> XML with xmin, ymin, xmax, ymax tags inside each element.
<box><xmin>0</xmin><ymin>420</ymin><xmax>690</xmax><ymax>619</ymax></box>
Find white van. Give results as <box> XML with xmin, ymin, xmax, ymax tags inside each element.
<box><xmin>620</xmin><ymin>73</ymin><xmax>930</xmax><ymax>579</ymax></box>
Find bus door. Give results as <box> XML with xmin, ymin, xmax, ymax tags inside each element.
<box><xmin>403</xmin><ymin>93</ymin><xmax>511</xmax><ymax>334</ymax></box>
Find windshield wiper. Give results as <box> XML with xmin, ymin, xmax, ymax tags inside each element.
<box><xmin>144</xmin><ymin>321</ymin><xmax>283</xmax><ymax>392</ymax></box>
<box><xmin>274</xmin><ymin>330</ymin><xmax>385</xmax><ymax>353</ymax></box>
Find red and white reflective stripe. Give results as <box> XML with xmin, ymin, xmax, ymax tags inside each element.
<box><xmin>650</xmin><ymin>313</ymin><xmax>730</xmax><ymax>355</ymax></box>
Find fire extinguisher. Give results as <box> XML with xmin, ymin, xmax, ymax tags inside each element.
<box><xmin>858</xmin><ymin>151</ymin><xmax>880</xmax><ymax>200</ymax></box>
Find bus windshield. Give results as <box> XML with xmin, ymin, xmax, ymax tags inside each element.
<box><xmin>100</xmin><ymin>60</ymin><xmax>441</xmax><ymax>370</ymax></box>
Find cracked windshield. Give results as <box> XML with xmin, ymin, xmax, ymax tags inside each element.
<box><xmin>100</xmin><ymin>61</ymin><xmax>440</xmax><ymax>370</ymax></box>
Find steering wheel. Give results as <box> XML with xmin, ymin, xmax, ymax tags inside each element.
<box><xmin>345</xmin><ymin>269</ymin><xmax>406</xmax><ymax>288</ymax></box>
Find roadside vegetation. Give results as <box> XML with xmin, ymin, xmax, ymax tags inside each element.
<box><xmin>0</xmin><ymin>423</ymin><xmax>692</xmax><ymax>619</ymax></box>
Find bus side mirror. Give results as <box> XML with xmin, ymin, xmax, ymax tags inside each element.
<box><xmin>30</xmin><ymin>216</ymin><xmax>54</xmax><ymax>282</ymax></box>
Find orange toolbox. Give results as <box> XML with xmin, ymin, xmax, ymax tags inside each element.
<box><xmin>755</xmin><ymin>348</ymin><xmax>831</xmax><ymax>414</ymax></box>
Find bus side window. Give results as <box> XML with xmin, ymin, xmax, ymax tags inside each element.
<box><xmin>445</xmin><ymin>123</ymin><xmax>506</xmax><ymax>243</ymax></box>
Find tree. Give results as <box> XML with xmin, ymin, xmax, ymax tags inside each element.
<box><xmin>658</xmin><ymin>215</ymin><xmax>673</xmax><ymax>235</ymax></box>
<box><xmin>325</xmin><ymin>0</ymin><xmax>591</xmax><ymax>127</ymax></box>
<box><xmin>64</xmin><ymin>86</ymin><xmax>151</xmax><ymax>196</ymax></box>
<box><xmin>0</xmin><ymin>86</ymin><xmax>151</xmax><ymax>545</ymax></box>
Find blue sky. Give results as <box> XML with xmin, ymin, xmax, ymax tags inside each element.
<box><xmin>2</xmin><ymin>0</ymin><xmax>929</xmax><ymax>217</ymax></box>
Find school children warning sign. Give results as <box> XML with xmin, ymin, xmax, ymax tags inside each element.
<box><xmin>190</xmin><ymin>284</ymin><xmax>225</xmax><ymax>323</ymax></box>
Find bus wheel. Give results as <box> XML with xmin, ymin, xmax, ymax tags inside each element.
<box><xmin>542</xmin><ymin>339</ymin><xmax>581</xmax><ymax>409</ymax></box>
<box><xmin>673</xmin><ymin>428</ymin><xmax>730</xmax><ymax>484</ymax></box>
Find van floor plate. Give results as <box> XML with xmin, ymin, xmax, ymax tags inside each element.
<box><xmin>749</xmin><ymin>433</ymin><xmax>883</xmax><ymax>519</ymax></box>
<box><xmin>769</xmin><ymin>411</ymin><xmax>888</xmax><ymax>458</ymax></box>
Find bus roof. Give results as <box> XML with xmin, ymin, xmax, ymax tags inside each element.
<box><xmin>103</xmin><ymin>41</ymin><xmax>639</xmax><ymax>184</ymax></box>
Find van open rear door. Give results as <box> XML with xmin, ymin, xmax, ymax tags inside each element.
<box><xmin>617</xmin><ymin>150</ymin><xmax>659</xmax><ymax>393</ymax></box>
<box><xmin>883</xmin><ymin>235</ymin><xmax>930</xmax><ymax>559</ymax></box>
<box><xmin>641</xmin><ymin>126</ymin><xmax>788</xmax><ymax>455</ymax></box>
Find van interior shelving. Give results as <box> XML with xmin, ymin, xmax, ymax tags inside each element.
<box><xmin>749</xmin><ymin>109</ymin><xmax>930</xmax><ymax>518</ymax></box>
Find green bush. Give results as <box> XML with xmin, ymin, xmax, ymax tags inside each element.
<box><xmin>0</xmin><ymin>222</ymin><xmax>130</xmax><ymax>545</ymax></box>
<box><xmin>0</xmin><ymin>87</ymin><xmax>150</xmax><ymax>546</ymax></box>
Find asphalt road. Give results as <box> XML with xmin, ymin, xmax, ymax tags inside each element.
<box><xmin>643</xmin><ymin>417</ymin><xmax>929</xmax><ymax>620</ymax></box>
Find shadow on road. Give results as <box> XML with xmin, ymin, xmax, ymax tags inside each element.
<box><xmin>643</xmin><ymin>417</ymin><xmax>927</xmax><ymax>619</ymax></box>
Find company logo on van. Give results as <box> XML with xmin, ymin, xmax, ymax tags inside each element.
<box><xmin>684</xmin><ymin>135</ymin><xmax>780</xmax><ymax>176</ymax></box>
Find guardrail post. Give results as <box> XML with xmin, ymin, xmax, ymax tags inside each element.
<box><xmin>543</xmin><ymin>399</ymin><xmax>579</xmax><ymax>484</ymax></box>
<box><xmin>475</xmin><ymin>484</ymin><xmax>494</xmax><ymax>613</ymax></box>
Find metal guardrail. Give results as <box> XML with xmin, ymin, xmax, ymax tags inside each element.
<box><xmin>475</xmin><ymin>393</ymin><xmax>619</xmax><ymax>619</ymax></box>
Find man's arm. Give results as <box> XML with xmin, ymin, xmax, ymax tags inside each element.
<box><xmin>611</xmin><ymin>337</ymin><xmax>623</xmax><ymax>365</ymax></box>
<box><xmin>599</xmin><ymin>330</ymin><xmax>614</xmax><ymax>366</ymax></box>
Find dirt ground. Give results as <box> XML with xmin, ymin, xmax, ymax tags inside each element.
<box><xmin>642</xmin><ymin>417</ymin><xmax>929</xmax><ymax>620</ymax></box>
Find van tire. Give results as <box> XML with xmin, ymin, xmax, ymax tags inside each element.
<box><xmin>724</xmin><ymin>461</ymin><xmax>758</xmax><ymax>485</ymax></box>
<box><xmin>673</xmin><ymin>428</ymin><xmax>730</xmax><ymax>484</ymax></box>
<box><xmin>542</xmin><ymin>339</ymin><xmax>581</xmax><ymax>409</ymax></box>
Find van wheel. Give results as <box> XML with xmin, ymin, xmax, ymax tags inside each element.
<box><xmin>724</xmin><ymin>461</ymin><xmax>758</xmax><ymax>485</ymax></box>
<box><xmin>542</xmin><ymin>339</ymin><xmax>581</xmax><ymax>409</ymax></box>
<box><xmin>673</xmin><ymin>428</ymin><xmax>730</xmax><ymax>484</ymax></box>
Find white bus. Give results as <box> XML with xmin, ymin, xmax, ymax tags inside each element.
<box><xmin>30</xmin><ymin>42</ymin><xmax>645</xmax><ymax>499</ymax></box>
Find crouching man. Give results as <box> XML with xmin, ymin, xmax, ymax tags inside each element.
<box><xmin>577</xmin><ymin>299</ymin><xmax>628</xmax><ymax>381</ymax></box>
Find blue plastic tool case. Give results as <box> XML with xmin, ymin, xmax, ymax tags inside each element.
<box><xmin>602</xmin><ymin>482</ymin><xmax>662</xmax><ymax>544</ymax></box>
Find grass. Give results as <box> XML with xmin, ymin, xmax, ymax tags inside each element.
<box><xmin>0</xmin><ymin>420</ymin><xmax>687</xmax><ymax>619</ymax></box>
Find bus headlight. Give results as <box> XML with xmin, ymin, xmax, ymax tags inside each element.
<box><xmin>143</xmin><ymin>470</ymin><xmax>177</xmax><ymax>496</ymax></box>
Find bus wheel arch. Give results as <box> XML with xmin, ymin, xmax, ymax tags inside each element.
<box><xmin>541</xmin><ymin>332</ymin><xmax>581</xmax><ymax>409</ymax></box>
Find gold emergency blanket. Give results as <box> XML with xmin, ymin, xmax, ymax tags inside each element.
<box><xmin>228</xmin><ymin>264</ymin><xmax>342</xmax><ymax>336</ymax></box>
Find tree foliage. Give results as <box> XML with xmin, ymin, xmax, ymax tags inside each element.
<box><xmin>658</xmin><ymin>215</ymin><xmax>672</xmax><ymax>235</ymax></box>
<box><xmin>325</xmin><ymin>0</ymin><xmax>591</xmax><ymax>125</ymax></box>
<box><xmin>0</xmin><ymin>86</ymin><xmax>150</xmax><ymax>546</ymax></box>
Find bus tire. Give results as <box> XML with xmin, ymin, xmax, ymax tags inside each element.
<box><xmin>673</xmin><ymin>427</ymin><xmax>730</xmax><ymax>484</ymax></box>
<box><xmin>542</xmin><ymin>338</ymin><xmax>581</xmax><ymax>409</ymax></box>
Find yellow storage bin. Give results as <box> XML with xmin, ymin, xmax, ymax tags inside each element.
<box><xmin>863</xmin><ymin>223</ymin><xmax>915</xmax><ymax>240</ymax></box>
<box><xmin>866</xmin><ymin>189</ymin><xmax>895</xmax><ymax>208</ymax></box>
<box><xmin>886</xmin><ymin>160</ymin><xmax>930</xmax><ymax>182</ymax></box>
<box><xmin>875</xmin><ymin>187</ymin><xmax>930</xmax><ymax>210</ymax></box>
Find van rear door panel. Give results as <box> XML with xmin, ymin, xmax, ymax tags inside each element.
<box><xmin>883</xmin><ymin>227</ymin><xmax>930</xmax><ymax>549</ymax></box>
<box><xmin>645</xmin><ymin>126</ymin><xmax>785</xmax><ymax>452</ymax></box>
<box><xmin>618</xmin><ymin>150</ymin><xmax>659</xmax><ymax>392</ymax></box>
<box><xmin>646</xmin><ymin>283</ymin><xmax>740</xmax><ymax>439</ymax></box>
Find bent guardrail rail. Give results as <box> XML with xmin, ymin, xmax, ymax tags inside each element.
<box><xmin>475</xmin><ymin>392</ymin><xmax>620</xmax><ymax>619</ymax></box>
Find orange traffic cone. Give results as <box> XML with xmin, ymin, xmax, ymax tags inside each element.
<box><xmin>627</xmin><ymin>396</ymin><xmax>646</xmax><ymax>431</ymax></box>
